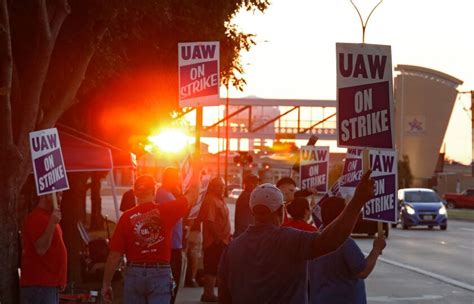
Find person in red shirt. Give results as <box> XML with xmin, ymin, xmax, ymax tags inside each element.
<box><xmin>199</xmin><ymin>177</ymin><xmax>231</xmax><ymax>302</ymax></box>
<box><xmin>20</xmin><ymin>193</ymin><xmax>67</xmax><ymax>304</ymax></box>
<box><xmin>101</xmin><ymin>175</ymin><xmax>198</xmax><ymax>304</ymax></box>
<box><xmin>276</xmin><ymin>177</ymin><xmax>318</xmax><ymax>226</ymax></box>
<box><xmin>283</xmin><ymin>197</ymin><xmax>318</xmax><ymax>232</ymax></box>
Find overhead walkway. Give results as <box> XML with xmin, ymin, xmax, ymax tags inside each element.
<box><xmin>179</xmin><ymin>97</ymin><xmax>337</xmax><ymax>141</ymax></box>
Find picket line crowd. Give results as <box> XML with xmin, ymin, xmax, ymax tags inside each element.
<box><xmin>18</xmin><ymin>167</ymin><xmax>385</xmax><ymax>304</ymax></box>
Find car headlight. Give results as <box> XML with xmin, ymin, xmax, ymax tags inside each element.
<box><xmin>439</xmin><ymin>205</ymin><xmax>447</xmax><ymax>215</ymax></box>
<box><xmin>406</xmin><ymin>205</ymin><xmax>415</xmax><ymax>215</ymax></box>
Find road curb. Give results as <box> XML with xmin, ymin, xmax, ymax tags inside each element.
<box><xmin>376</xmin><ymin>255</ymin><xmax>474</xmax><ymax>292</ymax></box>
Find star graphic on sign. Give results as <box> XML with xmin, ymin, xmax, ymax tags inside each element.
<box><xmin>408</xmin><ymin>118</ymin><xmax>423</xmax><ymax>132</ymax></box>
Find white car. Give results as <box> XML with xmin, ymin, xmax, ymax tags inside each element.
<box><xmin>229</xmin><ymin>188</ymin><xmax>243</xmax><ymax>199</ymax></box>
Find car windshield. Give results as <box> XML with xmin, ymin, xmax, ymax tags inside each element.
<box><xmin>404</xmin><ymin>191</ymin><xmax>440</xmax><ymax>202</ymax></box>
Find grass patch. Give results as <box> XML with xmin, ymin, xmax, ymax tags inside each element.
<box><xmin>448</xmin><ymin>209</ymin><xmax>474</xmax><ymax>221</ymax></box>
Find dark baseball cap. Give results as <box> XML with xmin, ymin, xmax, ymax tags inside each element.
<box><xmin>134</xmin><ymin>175</ymin><xmax>156</xmax><ymax>195</ymax></box>
<box><xmin>244</xmin><ymin>174</ymin><xmax>260</xmax><ymax>183</ymax></box>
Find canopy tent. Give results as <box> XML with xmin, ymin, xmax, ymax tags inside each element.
<box><xmin>57</xmin><ymin>128</ymin><xmax>136</xmax><ymax>219</ymax></box>
<box><xmin>60</xmin><ymin>131</ymin><xmax>114</xmax><ymax>172</ymax></box>
<box><xmin>57</xmin><ymin>124</ymin><xmax>136</xmax><ymax>170</ymax></box>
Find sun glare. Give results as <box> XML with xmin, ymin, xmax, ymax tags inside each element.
<box><xmin>148</xmin><ymin>128</ymin><xmax>189</xmax><ymax>153</ymax></box>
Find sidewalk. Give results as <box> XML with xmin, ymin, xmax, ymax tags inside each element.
<box><xmin>176</xmin><ymin>286</ymin><xmax>207</xmax><ymax>304</ymax></box>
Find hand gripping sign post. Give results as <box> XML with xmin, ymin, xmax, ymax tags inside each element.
<box><xmin>30</xmin><ymin>128</ymin><xmax>69</xmax><ymax>209</ymax></box>
<box><xmin>363</xmin><ymin>150</ymin><xmax>398</xmax><ymax>223</ymax></box>
<box><xmin>299</xmin><ymin>146</ymin><xmax>329</xmax><ymax>193</ymax></box>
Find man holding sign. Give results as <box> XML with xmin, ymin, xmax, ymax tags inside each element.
<box><xmin>21</xmin><ymin>128</ymin><xmax>70</xmax><ymax>303</ymax></box>
<box><xmin>20</xmin><ymin>193</ymin><xmax>67</xmax><ymax>304</ymax></box>
<box><xmin>310</xmin><ymin>197</ymin><xmax>386</xmax><ymax>304</ymax></box>
<box><xmin>102</xmin><ymin>175</ymin><xmax>199</xmax><ymax>304</ymax></box>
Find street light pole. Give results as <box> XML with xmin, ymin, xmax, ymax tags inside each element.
<box><xmin>225</xmin><ymin>85</ymin><xmax>230</xmax><ymax>195</ymax></box>
<box><xmin>459</xmin><ymin>90</ymin><xmax>474</xmax><ymax>177</ymax></box>
<box><xmin>195</xmin><ymin>106</ymin><xmax>203</xmax><ymax>158</ymax></box>
<box><xmin>471</xmin><ymin>91</ymin><xmax>473</xmax><ymax>177</ymax></box>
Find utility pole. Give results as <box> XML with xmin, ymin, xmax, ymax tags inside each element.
<box><xmin>459</xmin><ymin>90</ymin><xmax>474</xmax><ymax>177</ymax></box>
<box><xmin>195</xmin><ymin>107</ymin><xmax>203</xmax><ymax>158</ymax></box>
<box><xmin>471</xmin><ymin>91</ymin><xmax>473</xmax><ymax>177</ymax></box>
<box><xmin>225</xmin><ymin>85</ymin><xmax>230</xmax><ymax>195</ymax></box>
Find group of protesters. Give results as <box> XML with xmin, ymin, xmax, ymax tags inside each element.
<box><xmin>18</xmin><ymin>165</ymin><xmax>385</xmax><ymax>304</ymax></box>
<box><xmin>227</xmin><ymin>173</ymin><xmax>386</xmax><ymax>304</ymax></box>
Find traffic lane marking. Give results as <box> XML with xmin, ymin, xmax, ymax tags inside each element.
<box><xmin>459</xmin><ymin>228</ymin><xmax>474</xmax><ymax>233</ymax></box>
<box><xmin>367</xmin><ymin>253</ymin><xmax>474</xmax><ymax>292</ymax></box>
<box><xmin>368</xmin><ymin>295</ymin><xmax>443</xmax><ymax>302</ymax></box>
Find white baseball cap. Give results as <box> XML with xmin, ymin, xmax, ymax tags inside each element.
<box><xmin>249</xmin><ymin>183</ymin><xmax>284</xmax><ymax>212</ymax></box>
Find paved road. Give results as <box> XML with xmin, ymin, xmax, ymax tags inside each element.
<box><xmin>177</xmin><ymin>260</ymin><xmax>474</xmax><ymax>304</ymax></box>
<box><xmin>354</xmin><ymin>220</ymin><xmax>474</xmax><ymax>286</ymax></box>
<box><xmin>96</xmin><ymin>196</ymin><xmax>474</xmax><ymax>303</ymax></box>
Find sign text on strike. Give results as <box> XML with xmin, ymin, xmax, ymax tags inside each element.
<box><xmin>365</xmin><ymin>178</ymin><xmax>395</xmax><ymax>215</ymax></box>
<box><xmin>340</xmin><ymin>88</ymin><xmax>389</xmax><ymax>142</ymax></box>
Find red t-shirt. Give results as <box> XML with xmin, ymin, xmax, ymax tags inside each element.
<box><xmin>109</xmin><ymin>198</ymin><xmax>188</xmax><ymax>263</ymax></box>
<box><xmin>20</xmin><ymin>208</ymin><xmax>67</xmax><ymax>287</ymax></box>
<box><xmin>283</xmin><ymin>219</ymin><xmax>318</xmax><ymax>232</ymax></box>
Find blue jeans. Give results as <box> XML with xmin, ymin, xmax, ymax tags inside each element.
<box><xmin>21</xmin><ymin>286</ymin><xmax>58</xmax><ymax>304</ymax></box>
<box><xmin>124</xmin><ymin>266</ymin><xmax>173</xmax><ymax>304</ymax></box>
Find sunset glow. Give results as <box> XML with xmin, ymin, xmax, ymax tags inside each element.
<box><xmin>148</xmin><ymin>128</ymin><xmax>190</xmax><ymax>153</ymax></box>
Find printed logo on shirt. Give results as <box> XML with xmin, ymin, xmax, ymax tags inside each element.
<box><xmin>130</xmin><ymin>209</ymin><xmax>164</xmax><ymax>251</ymax></box>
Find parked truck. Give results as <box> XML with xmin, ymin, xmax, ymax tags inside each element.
<box><xmin>443</xmin><ymin>189</ymin><xmax>474</xmax><ymax>209</ymax></box>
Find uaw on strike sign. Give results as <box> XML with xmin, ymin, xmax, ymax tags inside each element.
<box><xmin>178</xmin><ymin>41</ymin><xmax>220</xmax><ymax>107</ymax></box>
<box><xmin>299</xmin><ymin>146</ymin><xmax>329</xmax><ymax>193</ymax></box>
<box><xmin>363</xmin><ymin>150</ymin><xmax>398</xmax><ymax>223</ymax></box>
<box><xmin>30</xmin><ymin>128</ymin><xmax>69</xmax><ymax>195</ymax></box>
<box><xmin>339</xmin><ymin>148</ymin><xmax>363</xmax><ymax>198</ymax></box>
<box><xmin>336</xmin><ymin>43</ymin><xmax>394</xmax><ymax>150</ymax></box>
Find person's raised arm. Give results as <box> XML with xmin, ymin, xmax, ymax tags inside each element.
<box><xmin>358</xmin><ymin>235</ymin><xmax>386</xmax><ymax>279</ymax></box>
<box><xmin>311</xmin><ymin>170</ymin><xmax>375</xmax><ymax>258</ymax></box>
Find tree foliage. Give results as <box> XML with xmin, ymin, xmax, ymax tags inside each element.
<box><xmin>0</xmin><ymin>0</ymin><xmax>270</xmax><ymax>302</ymax></box>
<box><xmin>61</xmin><ymin>0</ymin><xmax>270</xmax><ymax>150</ymax></box>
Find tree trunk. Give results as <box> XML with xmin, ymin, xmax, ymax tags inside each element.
<box><xmin>60</xmin><ymin>172</ymin><xmax>89</xmax><ymax>284</ymax></box>
<box><xmin>90</xmin><ymin>172</ymin><xmax>104</xmax><ymax>230</ymax></box>
<box><xmin>0</xmin><ymin>179</ymin><xmax>20</xmax><ymax>304</ymax></box>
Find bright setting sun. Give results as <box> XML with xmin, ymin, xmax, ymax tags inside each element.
<box><xmin>148</xmin><ymin>128</ymin><xmax>190</xmax><ymax>154</ymax></box>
